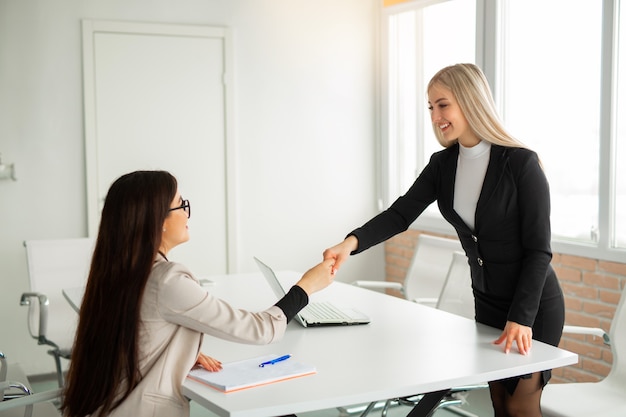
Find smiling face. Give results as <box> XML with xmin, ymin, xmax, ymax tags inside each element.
<box><xmin>428</xmin><ymin>82</ymin><xmax>480</xmax><ymax>147</ymax></box>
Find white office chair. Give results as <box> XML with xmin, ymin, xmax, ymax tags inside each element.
<box><xmin>0</xmin><ymin>351</ymin><xmax>62</xmax><ymax>417</ymax></box>
<box><xmin>353</xmin><ymin>234</ymin><xmax>463</xmax><ymax>308</ymax></box>
<box><xmin>435</xmin><ymin>251</ymin><xmax>476</xmax><ymax>320</ymax></box>
<box><xmin>20</xmin><ymin>238</ymin><xmax>94</xmax><ymax>387</ymax></box>
<box><xmin>541</xmin><ymin>283</ymin><xmax>626</xmax><ymax>416</ymax></box>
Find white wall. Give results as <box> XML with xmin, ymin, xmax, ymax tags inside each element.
<box><xmin>0</xmin><ymin>0</ymin><xmax>384</xmax><ymax>376</ymax></box>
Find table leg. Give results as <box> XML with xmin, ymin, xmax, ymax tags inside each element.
<box><xmin>405</xmin><ymin>389</ymin><xmax>451</xmax><ymax>417</ymax></box>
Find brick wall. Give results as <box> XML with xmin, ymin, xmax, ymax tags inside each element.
<box><xmin>384</xmin><ymin>229</ymin><xmax>626</xmax><ymax>383</ymax></box>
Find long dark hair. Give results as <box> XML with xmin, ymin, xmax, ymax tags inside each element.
<box><xmin>61</xmin><ymin>171</ymin><xmax>177</xmax><ymax>416</ymax></box>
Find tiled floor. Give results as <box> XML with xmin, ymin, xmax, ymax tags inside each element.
<box><xmin>30</xmin><ymin>377</ymin><xmax>494</xmax><ymax>417</ymax></box>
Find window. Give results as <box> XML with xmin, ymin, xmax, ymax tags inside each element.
<box><xmin>381</xmin><ymin>0</ymin><xmax>626</xmax><ymax>261</ymax></box>
<box><xmin>616</xmin><ymin>1</ymin><xmax>626</xmax><ymax>248</ymax></box>
<box><xmin>500</xmin><ymin>0</ymin><xmax>602</xmax><ymax>244</ymax></box>
<box><xmin>382</xmin><ymin>0</ymin><xmax>476</xmax><ymax>218</ymax></box>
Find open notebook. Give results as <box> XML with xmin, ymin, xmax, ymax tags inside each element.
<box><xmin>187</xmin><ymin>353</ymin><xmax>316</xmax><ymax>393</ymax></box>
<box><xmin>254</xmin><ymin>257</ymin><xmax>370</xmax><ymax>327</ymax></box>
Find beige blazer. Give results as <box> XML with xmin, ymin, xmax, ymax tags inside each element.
<box><xmin>104</xmin><ymin>256</ymin><xmax>288</xmax><ymax>417</ymax></box>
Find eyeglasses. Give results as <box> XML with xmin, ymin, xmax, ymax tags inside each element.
<box><xmin>169</xmin><ymin>199</ymin><xmax>191</xmax><ymax>219</ymax></box>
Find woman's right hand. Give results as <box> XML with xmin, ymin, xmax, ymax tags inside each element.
<box><xmin>322</xmin><ymin>235</ymin><xmax>358</xmax><ymax>275</ymax></box>
<box><xmin>295</xmin><ymin>258</ymin><xmax>336</xmax><ymax>296</ymax></box>
<box><xmin>196</xmin><ymin>353</ymin><xmax>223</xmax><ymax>372</ymax></box>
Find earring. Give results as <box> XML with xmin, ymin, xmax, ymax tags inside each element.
<box><xmin>163</xmin><ymin>228</ymin><xmax>166</xmax><ymax>232</ymax></box>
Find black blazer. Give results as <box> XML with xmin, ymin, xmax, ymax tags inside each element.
<box><xmin>350</xmin><ymin>144</ymin><xmax>561</xmax><ymax>328</ymax></box>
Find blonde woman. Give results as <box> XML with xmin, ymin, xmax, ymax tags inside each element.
<box><xmin>324</xmin><ymin>63</ymin><xmax>564</xmax><ymax>417</ymax></box>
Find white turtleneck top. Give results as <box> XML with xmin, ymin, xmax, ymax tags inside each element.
<box><xmin>453</xmin><ymin>140</ymin><xmax>491</xmax><ymax>231</ymax></box>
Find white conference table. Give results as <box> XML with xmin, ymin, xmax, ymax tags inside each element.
<box><xmin>178</xmin><ymin>270</ymin><xmax>578</xmax><ymax>417</ymax></box>
<box><xmin>63</xmin><ymin>270</ymin><xmax>578</xmax><ymax>417</ymax></box>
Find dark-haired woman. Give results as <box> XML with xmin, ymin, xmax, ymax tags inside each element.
<box><xmin>62</xmin><ymin>170</ymin><xmax>334</xmax><ymax>417</ymax></box>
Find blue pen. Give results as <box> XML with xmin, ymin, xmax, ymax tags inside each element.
<box><xmin>259</xmin><ymin>354</ymin><xmax>291</xmax><ymax>367</ymax></box>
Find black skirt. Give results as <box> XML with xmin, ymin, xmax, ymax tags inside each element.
<box><xmin>473</xmin><ymin>278</ymin><xmax>565</xmax><ymax>395</ymax></box>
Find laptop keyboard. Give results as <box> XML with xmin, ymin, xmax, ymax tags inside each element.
<box><xmin>304</xmin><ymin>302</ymin><xmax>352</xmax><ymax>321</ymax></box>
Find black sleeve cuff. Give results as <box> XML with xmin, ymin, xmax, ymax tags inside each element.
<box><xmin>274</xmin><ymin>285</ymin><xmax>309</xmax><ymax>323</ymax></box>
<box><xmin>346</xmin><ymin>232</ymin><xmax>360</xmax><ymax>255</ymax></box>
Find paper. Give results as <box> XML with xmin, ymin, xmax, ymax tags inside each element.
<box><xmin>187</xmin><ymin>354</ymin><xmax>316</xmax><ymax>393</ymax></box>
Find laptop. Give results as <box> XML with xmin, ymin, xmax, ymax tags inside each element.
<box><xmin>254</xmin><ymin>257</ymin><xmax>370</xmax><ymax>327</ymax></box>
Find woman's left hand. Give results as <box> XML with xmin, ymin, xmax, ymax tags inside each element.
<box><xmin>493</xmin><ymin>321</ymin><xmax>533</xmax><ymax>355</ymax></box>
<box><xmin>196</xmin><ymin>353</ymin><xmax>223</xmax><ymax>372</ymax></box>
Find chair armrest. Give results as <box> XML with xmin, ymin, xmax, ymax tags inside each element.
<box><xmin>449</xmin><ymin>383</ymin><xmax>489</xmax><ymax>393</ymax></box>
<box><xmin>563</xmin><ymin>325</ymin><xmax>610</xmax><ymax>345</ymax></box>
<box><xmin>413</xmin><ymin>297</ymin><xmax>439</xmax><ymax>307</ymax></box>
<box><xmin>19</xmin><ymin>292</ymin><xmax>50</xmax><ymax>343</ymax></box>
<box><xmin>0</xmin><ymin>380</ymin><xmax>32</xmax><ymax>401</ymax></box>
<box><xmin>0</xmin><ymin>387</ymin><xmax>62</xmax><ymax>412</ymax></box>
<box><xmin>0</xmin><ymin>380</ymin><xmax>31</xmax><ymax>393</ymax></box>
<box><xmin>352</xmin><ymin>280</ymin><xmax>404</xmax><ymax>291</ymax></box>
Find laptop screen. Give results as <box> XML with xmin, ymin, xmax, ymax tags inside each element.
<box><xmin>254</xmin><ymin>257</ymin><xmax>288</xmax><ymax>299</ymax></box>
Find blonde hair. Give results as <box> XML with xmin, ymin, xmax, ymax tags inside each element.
<box><xmin>427</xmin><ymin>63</ymin><xmax>526</xmax><ymax>149</ymax></box>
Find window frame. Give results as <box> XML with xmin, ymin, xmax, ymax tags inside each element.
<box><xmin>379</xmin><ymin>0</ymin><xmax>626</xmax><ymax>263</ymax></box>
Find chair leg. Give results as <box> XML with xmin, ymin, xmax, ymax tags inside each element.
<box><xmin>380</xmin><ymin>399</ymin><xmax>395</xmax><ymax>417</ymax></box>
<box><xmin>49</xmin><ymin>351</ymin><xmax>64</xmax><ymax>388</ymax></box>
<box><xmin>357</xmin><ymin>401</ymin><xmax>377</xmax><ymax>417</ymax></box>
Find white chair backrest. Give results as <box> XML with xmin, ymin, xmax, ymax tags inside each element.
<box><xmin>24</xmin><ymin>238</ymin><xmax>95</xmax><ymax>350</ymax></box>
<box><xmin>436</xmin><ymin>251</ymin><xmax>475</xmax><ymax>320</ymax></box>
<box><xmin>404</xmin><ymin>234</ymin><xmax>463</xmax><ymax>302</ymax></box>
<box><xmin>607</xmin><ymin>284</ymin><xmax>626</xmax><ymax>382</ymax></box>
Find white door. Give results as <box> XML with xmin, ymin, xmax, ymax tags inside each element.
<box><xmin>82</xmin><ymin>20</ymin><xmax>236</xmax><ymax>275</ymax></box>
